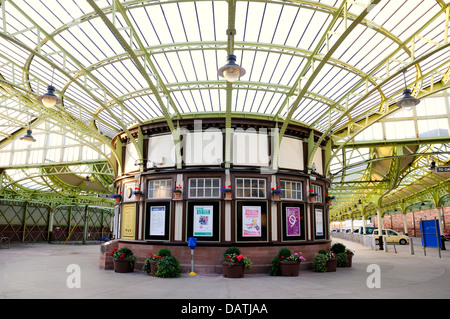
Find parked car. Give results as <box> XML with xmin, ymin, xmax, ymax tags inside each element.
<box><xmin>354</xmin><ymin>226</ymin><xmax>377</xmax><ymax>235</ymax></box>
<box><xmin>373</xmin><ymin>229</ymin><xmax>409</xmax><ymax>245</ymax></box>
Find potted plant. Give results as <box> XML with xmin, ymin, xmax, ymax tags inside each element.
<box><xmin>325</xmin><ymin>194</ymin><xmax>335</xmax><ymax>205</ymax></box>
<box><xmin>133</xmin><ymin>187</ymin><xmax>143</xmax><ymax>200</ymax></box>
<box><xmin>271</xmin><ymin>186</ymin><xmax>281</xmax><ymax>201</ymax></box>
<box><xmin>112</xmin><ymin>191</ymin><xmax>122</xmax><ymax>205</ymax></box>
<box><xmin>324</xmin><ymin>251</ymin><xmax>337</xmax><ymax>272</ymax></box>
<box><xmin>338</xmin><ymin>249</ymin><xmax>354</xmax><ymax>267</ymax></box>
<box><xmin>111</xmin><ymin>247</ymin><xmax>137</xmax><ymax>273</ymax></box>
<box><xmin>221</xmin><ymin>185</ymin><xmax>232</xmax><ymax>199</ymax></box>
<box><xmin>143</xmin><ymin>248</ymin><xmax>180</xmax><ymax>278</ymax></box>
<box><xmin>142</xmin><ymin>252</ymin><xmax>162</xmax><ymax>276</ymax></box>
<box><xmin>269</xmin><ymin>248</ymin><xmax>291</xmax><ymax>276</ymax></box>
<box><xmin>280</xmin><ymin>251</ymin><xmax>305</xmax><ymax>276</ymax></box>
<box><xmin>222</xmin><ymin>247</ymin><xmax>252</xmax><ymax>278</ymax></box>
<box><xmin>172</xmin><ymin>184</ymin><xmax>182</xmax><ymax>199</ymax></box>
<box><xmin>313</xmin><ymin>250</ymin><xmax>336</xmax><ymax>272</ymax></box>
<box><xmin>308</xmin><ymin>189</ymin><xmax>318</xmax><ymax>202</ymax></box>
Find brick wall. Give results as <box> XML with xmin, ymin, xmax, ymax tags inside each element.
<box><xmin>372</xmin><ymin>207</ymin><xmax>450</xmax><ymax>236</ymax></box>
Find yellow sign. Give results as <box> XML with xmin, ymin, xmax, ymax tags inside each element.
<box><xmin>121</xmin><ymin>203</ymin><xmax>136</xmax><ymax>239</ymax></box>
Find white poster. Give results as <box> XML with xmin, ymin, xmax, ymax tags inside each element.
<box><xmin>193</xmin><ymin>205</ymin><xmax>213</xmax><ymax>236</ymax></box>
<box><xmin>242</xmin><ymin>206</ymin><xmax>261</xmax><ymax>237</ymax></box>
<box><xmin>150</xmin><ymin>206</ymin><xmax>166</xmax><ymax>236</ymax></box>
<box><xmin>315</xmin><ymin>208</ymin><xmax>324</xmax><ymax>236</ymax></box>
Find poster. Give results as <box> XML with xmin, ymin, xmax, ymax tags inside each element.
<box><xmin>121</xmin><ymin>203</ymin><xmax>136</xmax><ymax>239</ymax></box>
<box><xmin>193</xmin><ymin>205</ymin><xmax>213</xmax><ymax>236</ymax></box>
<box><xmin>242</xmin><ymin>206</ymin><xmax>261</xmax><ymax>237</ymax></box>
<box><xmin>315</xmin><ymin>208</ymin><xmax>324</xmax><ymax>236</ymax></box>
<box><xmin>286</xmin><ymin>207</ymin><xmax>300</xmax><ymax>236</ymax></box>
<box><xmin>149</xmin><ymin>206</ymin><xmax>166</xmax><ymax>236</ymax></box>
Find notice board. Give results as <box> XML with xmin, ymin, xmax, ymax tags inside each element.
<box><xmin>420</xmin><ymin>219</ymin><xmax>441</xmax><ymax>248</ymax></box>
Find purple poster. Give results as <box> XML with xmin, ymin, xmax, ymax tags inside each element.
<box><xmin>286</xmin><ymin>207</ymin><xmax>300</xmax><ymax>236</ymax></box>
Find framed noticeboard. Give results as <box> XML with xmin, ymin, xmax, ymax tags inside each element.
<box><xmin>235</xmin><ymin>200</ymin><xmax>268</xmax><ymax>242</ymax></box>
<box><xmin>121</xmin><ymin>203</ymin><xmax>136</xmax><ymax>239</ymax></box>
<box><xmin>186</xmin><ymin>201</ymin><xmax>220</xmax><ymax>242</ymax></box>
<box><xmin>313</xmin><ymin>205</ymin><xmax>326</xmax><ymax>240</ymax></box>
<box><xmin>144</xmin><ymin>201</ymin><xmax>171</xmax><ymax>241</ymax></box>
<box><xmin>281</xmin><ymin>202</ymin><xmax>305</xmax><ymax>241</ymax></box>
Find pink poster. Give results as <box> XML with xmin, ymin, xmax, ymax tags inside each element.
<box><xmin>242</xmin><ymin>206</ymin><xmax>261</xmax><ymax>237</ymax></box>
<box><xmin>286</xmin><ymin>207</ymin><xmax>300</xmax><ymax>236</ymax></box>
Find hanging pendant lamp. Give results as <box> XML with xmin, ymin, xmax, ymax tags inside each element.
<box><xmin>38</xmin><ymin>69</ymin><xmax>61</xmax><ymax>108</ymax></box>
<box><xmin>218</xmin><ymin>30</ymin><xmax>246</xmax><ymax>82</ymax></box>
<box><xmin>397</xmin><ymin>70</ymin><xmax>420</xmax><ymax>110</ymax></box>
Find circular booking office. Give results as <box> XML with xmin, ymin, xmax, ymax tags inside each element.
<box><xmin>105</xmin><ymin>116</ymin><xmax>332</xmax><ymax>273</ymax></box>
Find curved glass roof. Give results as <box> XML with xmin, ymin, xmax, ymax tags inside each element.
<box><xmin>0</xmin><ymin>0</ymin><xmax>449</xmax><ymax>212</ymax></box>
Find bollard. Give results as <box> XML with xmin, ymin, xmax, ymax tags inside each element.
<box><xmin>188</xmin><ymin>237</ymin><xmax>197</xmax><ymax>276</ymax></box>
<box><xmin>378</xmin><ymin>236</ymin><xmax>384</xmax><ymax>251</ymax></box>
<box><xmin>409</xmin><ymin>237</ymin><xmax>414</xmax><ymax>255</ymax></box>
<box><xmin>383</xmin><ymin>236</ymin><xmax>388</xmax><ymax>252</ymax></box>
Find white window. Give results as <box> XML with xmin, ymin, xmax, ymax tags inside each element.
<box><xmin>148</xmin><ymin>179</ymin><xmax>172</xmax><ymax>199</ymax></box>
<box><xmin>280</xmin><ymin>180</ymin><xmax>303</xmax><ymax>200</ymax></box>
<box><xmin>312</xmin><ymin>184</ymin><xmax>323</xmax><ymax>202</ymax></box>
<box><xmin>189</xmin><ymin>178</ymin><xmax>221</xmax><ymax>198</ymax></box>
<box><xmin>236</xmin><ymin>178</ymin><xmax>266</xmax><ymax>198</ymax></box>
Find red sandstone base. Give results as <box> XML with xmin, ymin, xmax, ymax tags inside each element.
<box><xmin>99</xmin><ymin>240</ymin><xmax>331</xmax><ymax>274</ymax></box>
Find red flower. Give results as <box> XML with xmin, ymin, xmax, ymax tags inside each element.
<box><xmin>120</xmin><ymin>253</ymin><xmax>125</xmax><ymax>258</ymax></box>
<box><xmin>158</xmin><ymin>255</ymin><xmax>162</xmax><ymax>258</ymax></box>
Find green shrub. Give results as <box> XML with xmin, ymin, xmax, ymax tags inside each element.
<box><xmin>337</xmin><ymin>252</ymin><xmax>348</xmax><ymax>267</ymax></box>
<box><xmin>157</xmin><ymin>248</ymin><xmax>172</xmax><ymax>257</ymax></box>
<box><xmin>330</xmin><ymin>243</ymin><xmax>346</xmax><ymax>254</ymax></box>
<box><xmin>155</xmin><ymin>255</ymin><xmax>181</xmax><ymax>278</ymax></box>
<box><xmin>318</xmin><ymin>249</ymin><xmax>328</xmax><ymax>255</ymax></box>
<box><xmin>312</xmin><ymin>254</ymin><xmax>328</xmax><ymax>272</ymax></box>
<box><xmin>224</xmin><ymin>246</ymin><xmax>241</xmax><ymax>258</ymax></box>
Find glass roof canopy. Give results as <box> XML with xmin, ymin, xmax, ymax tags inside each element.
<box><xmin>0</xmin><ymin>0</ymin><xmax>449</xmax><ymax>213</ymax></box>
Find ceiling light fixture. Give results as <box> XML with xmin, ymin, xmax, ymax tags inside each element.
<box><xmin>218</xmin><ymin>30</ymin><xmax>246</xmax><ymax>82</ymax></box>
<box><xmin>397</xmin><ymin>70</ymin><xmax>420</xmax><ymax>111</ymax></box>
<box><xmin>20</xmin><ymin>127</ymin><xmax>36</xmax><ymax>144</ymax></box>
<box><xmin>38</xmin><ymin>69</ymin><xmax>61</xmax><ymax>108</ymax></box>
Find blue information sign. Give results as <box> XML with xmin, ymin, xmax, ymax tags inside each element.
<box><xmin>420</xmin><ymin>219</ymin><xmax>441</xmax><ymax>248</ymax></box>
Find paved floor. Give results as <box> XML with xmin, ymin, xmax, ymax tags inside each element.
<box><xmin>0</xmin><ymin>237</ymin><xmax>449</xmax><ymax>301</ymax></box>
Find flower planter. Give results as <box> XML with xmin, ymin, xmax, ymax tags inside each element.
<box><xmin>114</xmin><ymin>197</ymin><xmax>121</xmax><ymax>205</ymax></box>
<box><xmin>150</xmin><ymin>260</ymin><xmax>158</xmax><ymax>276</ymax></box>
<box><xmin>326</xmin><ymin>199</ymin><xmax>332</xmax><ymax>205</ymax></box>
<box><xmin>222</xmin><ymin>262</ymin><xmax>245</xmax><ymax>278</ymax></box>
<box><xmin>309</xmin><ymin>196</ymin><xmax>316</xmax><ymax>203</ymax></box>
<box><xmin>114</xmin><ymin>259</ymin><xmax>134</xmax><ymax>273</ymax></box>
<box><xmin>273</xmin><ymin>194</ymin><xmax>280</xmax><ymax>201</ymax></box>
<box><xmin>225</xmin><ymin>192</ymin><xmax>232</xmax><ymax>199</ymax></box>
<box><xmin>173</xmin><ymin>192</ymin><xmax>182</xmax><ymax>200</ymax></box>
<box><xmin>279</xmin><ymin>261</ymin><xmax>300</xmax><ymax>276</ymax></box>
<box><xmin>326</xmin><ymin>257</ymin><xmax>337</xmax><ymax>272</ymax></box>
<box><xmin>135</xmin><ymin>194</ymin><xmax>141</xmax><ymax>201</ymax></box>
<box><xmin>346</xmin><ymin>254</ymin><xmax>353</xmax><ymax>267</ymax></box>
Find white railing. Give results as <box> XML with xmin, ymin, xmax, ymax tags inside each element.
<box><xmin>331</xmin><ymin>232</ymin><xmax>376</xmax><ymax>249</ymax></box>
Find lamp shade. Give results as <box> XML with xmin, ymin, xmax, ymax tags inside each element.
<box><xmin>397</xmin><ymin>88</ymin><xmax>420</xmax><ymax>110</ymax></box>
<box><xmin>218</xmin><ymin>55</ymin><xmax>246</xmax><ymax>82</ymax></box>
<box><xmin>38</xmin><ymin>85</ymin><xmax>61</xmax><ymax>108</ymax></box>
<box><xmin>20</xmin><ymin>129</ymin><xmax>36</xmax><ymax>144</ymax></box>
